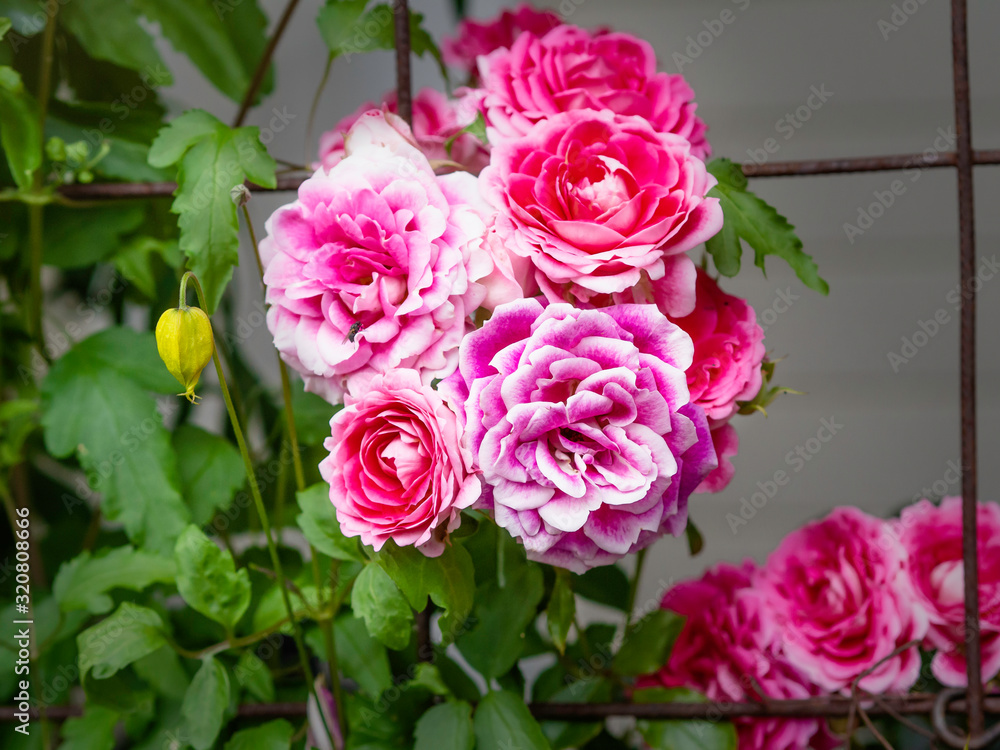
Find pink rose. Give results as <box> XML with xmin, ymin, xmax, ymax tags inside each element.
<box><xmin>640</xmin><ymin>562</ymin><xmax>836</xmax><ymax>750</ymax></box>
<box><xmin>695</xmin><ymin>421</ymin><xmax>739</xmax><ymax>493</ymax></box>
<box><xmin>478</xmin><ymin>25</ymin><xmax>710</xmax><ymax>159</ymax></box>
<box><xmin>757</xmin><ymin>507</ymin><xmax>928</xmax><ymax>694</ymax></box>
<box><xmin>262</xmin><ymin>110</ymin><xmax>492</xmax><ymax>402</ymax></box>
<box><xmin>440</xmin><ymin>299</ymin><xmax>717</xmax><ymax>572</ymax></box>
<box><xmin>896</xmin><ymin>497</ymin><xmax>1000</xmax><ymax>687</ymax></box>
<box><xmin>670</xmin><ymin>268</ymin><xmax>766</xmax><ymax>423</ymax></box>
<box><xmin>319</xmin><ymin>369</ymin><xmax>479</xmax><ymax>556</ymax></box>
<box><xmin>317</xmin><ymin>88</ymin><xmax>489</xmax><ymax>174</ymax></box>
<box><xmin>480</xmin><ymin>109</ymin><xmax>722</xmax><ymax>307</ymax></box>
<box><xmin>443</xmin><ymin>3</ymin><xmax>563</xmax><ymax>79</ymax></box>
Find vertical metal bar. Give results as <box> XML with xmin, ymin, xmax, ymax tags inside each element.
<box><xmin>950</xmin><ymin>0</ymin><xmax>984</xmax><ymax>738</ymax></box>
<box><xmin>394</xmin><ymin>0</ymin><xmax>413</xmax><ymax>127</ymax></box>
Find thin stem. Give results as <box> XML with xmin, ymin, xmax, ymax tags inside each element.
<box><xmin>393</xmin><ymin>0</ymin><xmax>413</xmax><ymax>127</ymax></box>
<box><xmin>180</xmin><ymin>272</ymin><xmax>333</xmax><ymax>742</ymax></box>
<box><xmin>305</xmin><ymin>54</ymin><xmax>335</xmax><ymax>167</ymax></box>
<box><xmin>625</xmin><ymin>548</ymin><xmax>648</xmax><ymax>633</ymax></box>
<box><xmin>233</xmin><ymin>0</ymin><xmax>303</xmax><ymax>127</ymax></box>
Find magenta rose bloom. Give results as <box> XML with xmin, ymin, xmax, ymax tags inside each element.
<box><xmin>319</xmin><ymin>369</ymin><xmax>480</xmax><ymax>557</ymax></box>
<box><xmin>317</xmin><ymin>88</ymin><xmax>489</xmax><ymax>174</ymax></box>
<box><xmin>262</xmin><ymin>110</ymin><xmax>493</xmax><ymax>402</ymax></box>
<box><xmin>480</xmin><ymin>109</ymin><xmax>722</xmax><ymax>308</ymax></box>
<box><xmin>478</xmin><ymin>25</ymin><xmax>710</xmax><ymax>159</ymax></box>
<box><xmin>757</xmin><ymin>507</ymin><xmax>928</xmax><ymax>694</ymax></box>
<box><xmin>440</xmin><ymin>299</ymin><xmax>717</xmax><ymax>572</ymax></box>
<box><xmin>640</xmin><ymin>562</ymin><xmax>836</xmax><ymax>750</ymax></box>
<box><xmin>443</xmin><ymin>3</ymin><xmax>563</xmax><ymax>79</ymax></box>
<box><xmin>670</xmin><ymin>268</ymin><xmax>766</xmax><ymax>423</ymax></box>
<box><xmin>897</xmin><ymin>497</ymin><xmax>1000</xmax><ymax>687</ymax></box>
<box><xmin>695</xmin><ymin>421</ymin><xmax>739</xmax><ymax>493</ymax></box>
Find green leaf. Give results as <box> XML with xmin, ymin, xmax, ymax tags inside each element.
<box><xmin>148</xmin><ymin>109</ymin><xmax>276</xmax><ymax>311</ymax></box>
<box><xmin>181</xmin><ymin>657</ymin><xmax>232</xmax><ymax>750</ymax></box>
<box><xmin>685</xmin><ymin>520</ymin><xmax>704</xmax><ymax>557</ymax></box>
<box><xmin>376</xmin><ymin>540</ymin><xmax>475</xmax><ymax>644</ymax></box>
<box><xmin>635</xmin><ymin>687</ymin><xmax>738</xmax><ymax>750</ymax></box>
<box><xmin>173</xmin><ymin>424</ymin><xmax>245</xmax><ymax>525</ymax></box>
<box><xmin>546</xmin><ymin>569</ymin><xmax>575</xmax><ymax>656</ymax></box>
<box><xmin>131</xmin><ymin>0</ymin><xmax>262</xmax><ymax>103</ymax></box>
<box><xmin>58</xmin><ymin>705</ymin><xmax>119</xmax><ymax>750</ymax></box>
<box><xmin>541</xmin><ymin>678</ymin><xmax>611</xmax><ymax>750</ymax></box>
<box><xmin>233</xmin><ymin>649</ymin><xmax>275</xmax><ymax>703</ymax></box>
<box><xmin>59</xmin><ymin>0</ymin><xmax>168</xmax><ymax>78</ymax></box>
<box><xmin>573</xmin><ymin>565</ymin><xmax>630</xmax><ymax>611</ymax></box>
<box><xmin>316</xmin><ymin>0</ymin><xmax>372</xmax><ymax>58</ymax></box>
<box><xmin>409</xmin><ymin>662</ymin><xmax>451</xmax><ymax>696</ymax></box>
<box><xmin>0</xmin><ymin>65</ymin><xmax>40</xmax><ymax>189</ymax></box>
<box><xmin>474</xmin><ymin>691</ymin><xmax>551</xmax><ymax>750</ymax></box>
<box><xmin>53</xmin><ymin>547</ymin><xmax>176</xmax><ymax>614</ymax></box>
<box><xmin>253</xmin><ymin>581</ymin><xmax>323</xmax><ymax>632</ymax></box>
<box><xmin>415</xmin><ymin>701</ymin><xmax>474</xmax><ymax>750</ymax></box>
<box><xmin>286</xmin><ymin>381</ymin><xmax>339</xmax><ymax>446</ymax></box>
<box><xmin>457</xmin><ymin>536</ymin><xmax>544</xmax><ymax>679</ymax></box>
<box><xmin>614</xmin><ymin>610</ymin><xmax>685</xmax><ymax>677</ymax></box>
<box><xmin>42</xmin><ymin>204</ymin><xmax>145</xmax><ymax>268</ymax></box>
<box><xmin>224</xmin><ymin>719</ymin><xmax>294</xmax><ymax>750</ymax></box>
<box><xmin>352</xmin><ymin>562</ymin><xmax>413</xmax><ymax>650</ymax></box>
<box><xmin>113</xmin><ymin>237</ymin><xmax>182</xmax><ymax>300</ymax></box>
<box><xmin>0</xmin><ymin>17</ymin><xmax>11</xmax><ymax>40</ymax></box>
<box><xmin>132</xmin><ymin>646</ymin><xmax>191</xmax><ymax>701</ymax></box>
<box><xmin>333</xmin><ymin>614</ymin><xmax>393</xmax><ymax>697</ymax></box>
<box><xmin>41</xmin><ymin>328</ymin><xmax>190</xmax><ymax>554</ymax></box>
<box><xmin>706</xmin><ymin>158</ymin><xmax>828</xmax><ymax>294</ymax></box>
<box><xmin>78</xmin><ymin>603</ymin><xmax>167</xmax><ymax>680</ymax></box>
<box><xmin>175</xmin><ymin>525</ymin><xmax>251</xmax><ymax>631</ymax></box>
<box><xmin>296</xmin><ymin>482</ymin><xmax>362</xmax><ymax>561</ymax></box>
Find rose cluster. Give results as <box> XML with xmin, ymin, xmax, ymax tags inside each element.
<box><xmin>642</xmin><ymin>499</ymin><xmax>1000</xmax><ymax>749</ymax></box>
<box><xmin>260</xmin><ymin>6</ymin><xmax>768</xmax><ymax>569</ymax></box>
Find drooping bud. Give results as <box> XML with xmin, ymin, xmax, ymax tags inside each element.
<box><xmin>155</xmin><ymin>306</ymin><xmax>214</xmax><ymax>403</ymax></box>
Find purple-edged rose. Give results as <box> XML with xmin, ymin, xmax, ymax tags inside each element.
<box><xmin>440</xmin><ymin>299</ymin><xmax>717</xmax><ymax>572</ymax></box>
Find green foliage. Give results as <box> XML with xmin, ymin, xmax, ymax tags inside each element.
<box><xmin>181</xmin><ymin>656</ymin><xmax>233</xmax><ymax>750</ymax></box>
<box><xmin>148</xmin><ymin>109</ymin><xmax>276</xmax><ymax>311</ymax></box>
<box><xmin>474</xmin><ymin>691</ymin><xmax>552</xmax><ymax>750</ymax></box>
<box><xmin>296</xmin><ymin>482</ymin><xmax>363</xmax><ymax>561</ymax></box>
<box><xmin>614</xmin><ymin>610</ymin><xmax>685</xmax><ymax>677</ymax></box>
<box><xmin>224</xmin><ymin>719</ymin><xmax>294</xmax><ymax>750</ymax></box>
<box><xmin>58</xmin><ymin>0</ymin><xmax>167</xmax><ymax>78</ymax></box>
<box><xmin>333</xmin><ymin>614</ymin><xmax>393</xmax><ymax>697</ymax></box>
<box><xmin>53</xmin><ymin>547</ymin><xmax>176</xmax><ymax>614</ymax></box>
<box><xmin>78</xmin><ymin>603</ymin><xmax>168</xmax><ymax>681</ymax></box>
<box><xmin>41</xmin><ymin>328</ymin><xmax>191</xmax><ymax>555</ymax></box>
<box><xmin>546</xmin><ymin>569</ymin><xmax>576</xmax><ymax>655</ymax></box>
<box><xmin>634</xmin><ymin>688</ymin><xmax>738</xmax><ymax>750</ymax></box>
<box><xmin>706</xmin><ymin>158</ymin><xmax>828</xmax><ymax>295</ymax></box>
<box><xmin>415</xmin><ymin>701</ymin><xmax>475</xmax><ymax>750</ymax></box>
<box><xmin>233</xmin><ymin>650</ymin><xmax>275</xmax><ymax>703</ymax></box>
<box><xmin>573</xmin><ymin>564</ymin><xmax>630</xmax><ymax>611</ymax></box>
<box><xmin>173</xmin><ymin>424</ymin><xmax>245</xmax><ymax>525</ymax></box>
<box><xmin>0</xmin><ymin>63</ymin><xmax>40</xmax><ymax>189</ymax></box>
<box><xmin>58</xmin><ymin>705</ymin><xmax>120</xmax><ymax>750</ymax></box>
<box><xmin>41</xmin><ymin>204</ymin><xmax>145</xmax><ymax>268</ymax></box>
<box><xmin>175</xmin><ymin>525</ymin><xmax>252</xmax><ymax>632</ymax></box>
<box><xmin>351</xmin><ymin>562</ymin><xmax>414</xmax><ymax>650</ymax></box>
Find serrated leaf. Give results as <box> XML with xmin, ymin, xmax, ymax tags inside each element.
<box><xmin>59</xmin><ymin>0</ymin><xmax>168</xmax><ymax>78</ymax></box>
<box><xmin>296</xmin><ymin>482</ymin><xmax>363</xmax><ymax>561</ymax></box>
<box><xmin>78</xmin><ymin>603</ymin><xmax>167</xmax><ymax>680</ymax></box>
<box><xmin>333</xmin><ymin>614</ymin><xmax>393</xmax><ymax>697</ymax></box>
<box><xmin>614</xmin><ymin>610</ymin><xmax>685</xmax><ymax>677</ymax></box>
<box><xmin>41</xmin><ymin>328</ymin><xmax>191</xmax><ymax>555</ymax></box>
<box><xmin>224</xmin><ymin>719</ymin><xmax>294</xmax><ymax>750</ymax></box>
<box><xmin>173</xmin><ymin>424</ymin><xmax>245</xmax><ymax>525</ymax></box>
<box><xmin>546</xmin><ymin>569</ymin><xmax>575</xmax><ymax>655</ymax></box>
<box><xmin>42</xmin><ymin>204</ymin><xmax>145</xmax><ymax>268</ymax></box>
<box><xmin>706</xmin><ymin>158</ymin><xmax>828</xmax><ymax>295</ymax></box>
<box><xmin>175</xmin><ymin>525</ymin><xmax>251</xmax><ymax>631</ymax></box>
<box><xmin>181</xmin><ymin>657</ymin><xmax>232</xmax><ymax>750</ymax></box>
<box><xmin>415</xmin><ymin>701</ymin><xmax>474</xmax><ymax>750</ymax></box>
<box><xmin>352</xmin><ymin>562</ymin><xmax>413</xmax><ymax>650</ymax></box>
<box><xmin>58</xmin><ymin>705</ymin><xmax>119</xmax><ymax>750</ymax></box>
<box><xmin>376</xmin><ymin>540</ymin><xmax>475</xmax><ymax>644</ymax></box>
<box><xmin>0</xmin><ymin>64</ymin><xmax>40</xmax><ymax>189</ymax></box>
<box><xmin>635</xmin><ymin>687</ymin><xmax>738</xmax><ymax>750</ymax></box>
<box><xmin>474</xmin><ymin>691</ymin><xmax>551</xmax><ymax>750</ymax></box>
<box><xmin>131</xmin><ymin>0</ymin><xmax>262</xmax><ymax>103</ymax></box>
<box><xmin>53</xmin><ymin>547</ymin><xmax>176</xmax><ymax>614</ymax></box>
<box><xmin>148</xmin><ymin>109</ymin><xmax>276</xmax><ymax>311</ymax></box>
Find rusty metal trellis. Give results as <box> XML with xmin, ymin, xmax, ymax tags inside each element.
<box><xmin>11</xmin><ymin>0</ymin><xmax>1000</xmax><ymax>746</ymax></box>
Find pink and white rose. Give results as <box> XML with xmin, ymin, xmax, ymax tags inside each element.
<box><xmin>696</xmin><ymin>421</ymin><xmax>740</xmax><ymax>494</ymax></box>
<box><xmin>440</xmin><ymin>299</ymin><xmax>717</xmax><ymax>572</ymax></box>
<box><xmin>641</xmin><ymin>562</ymin><xmax>836</xmax><ymax>750</ymax></box>
<box><xmin>320</xmin><ymin>369</ymin><xmax>479</xmax><ymax>556</ymax></box>
<box><xmin>262</xmin><ymin>110</ymin><xmax>494</xmax><ymax>402</ymax></box>
<box><xmin>478</xmin><ymin>25</ymin><xmax>710</xmax><ymax>159</ymax></box>
<box><xmin>480</xmin><ymin>109</ymin><xmax>722</xmax><ymax>308</ymax></box>
<box><xmin>443</xmin><ymin>3</ymin><xmax>563</xmax><ymax>79</ymax></box>
<box><xmin>756</xmin><ymin>507</ymin><xmax>928</xmax><ymax>694</ymax></box>
<box><xmin>897</xmin><ymin>497</ymin><xmax>1000</xmax><ymax>687</ymax></box>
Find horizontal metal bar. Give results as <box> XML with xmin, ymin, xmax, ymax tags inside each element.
<box><xmin>5</xmin><ymin>694</ymin><xmax>1000</xmax><ymax>723</ymax></box>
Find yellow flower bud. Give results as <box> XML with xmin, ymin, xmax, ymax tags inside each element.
<box><xmin>155</xmin><ymin>306</ymin><xmax>215</xmax><ymax>403</ymax></box>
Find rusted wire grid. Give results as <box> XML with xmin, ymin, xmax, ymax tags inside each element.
<box><xmin>26</xmin><ymin>0</ymin><xmax>1000</xmax><ymax>744</ymax></box>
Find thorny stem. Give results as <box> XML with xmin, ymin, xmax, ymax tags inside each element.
<box><xmin>179</xmin><ymin>272</ymin><xmax>333</xmax><ymax>743</ymax></box>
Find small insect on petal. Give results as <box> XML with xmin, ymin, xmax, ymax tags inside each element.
<box><xmin>155</xmin><ymin>306</ymin><xmax>215</xmax><ymax>403</ymax></box>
